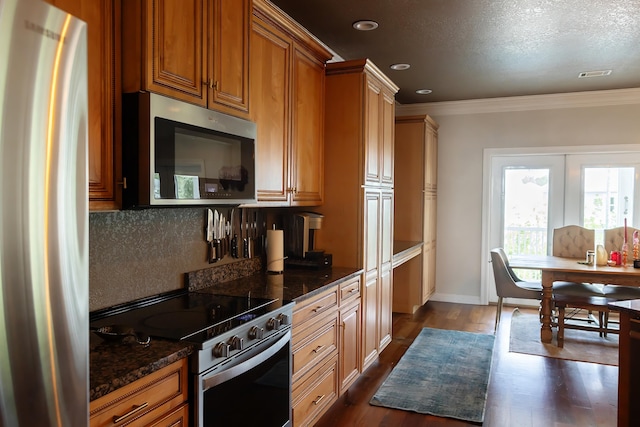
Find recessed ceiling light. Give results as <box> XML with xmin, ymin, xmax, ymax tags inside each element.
<box><xmin>390</xmin><ymin>63</ymin><xmax>410</xmax><ymax>71</ymax></box>
<box><xmin>578</xmin><ymin>70</ymin><xmax>612</xmax><ymax>78</ymax></box>
<box><xmin>415</xmin><ymin>89</ymin><xmax>433</xmax><ymax>95</ymax></box>
<box><xmin>352</xmin><ymin>20</ymin><xmax>379</xmax><ymax>31</ymax></box>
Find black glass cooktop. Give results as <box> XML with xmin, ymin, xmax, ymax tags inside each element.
<box><xmin>90</xmin><ymin>292</ymin><xmax>282</xmax><ymax>344</ymax></box>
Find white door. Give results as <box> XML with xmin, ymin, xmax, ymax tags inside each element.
<box><xmin>487</xmin><ymin>155</ymin><xmax>565</xmax><ymax>302</ymax></box>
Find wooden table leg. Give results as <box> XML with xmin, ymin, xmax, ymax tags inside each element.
<box><xmin>540</xmin><ymin>271</ymin><xmax>554</xmax><ymax>343</ymax></box>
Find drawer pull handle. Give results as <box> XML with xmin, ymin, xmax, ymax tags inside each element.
<box><xmin>312</xmin><ymin>345</ymin><xmax>324</xmax><ymax>353</ymax></box>
<box><xmin>349</xmin><ymin>289</ymin><xmax>358</xmax><ymax>293</ymax></box>
<box><xmin>112</xmin><ymin>402</ymin><xmax>148</xmax><ymax>423</ymax></box>
<box><xmin>311</xmin><ymin>306</ymin><xmax>324</xmax><ymax>313</ymax></box>
<box><xmin>312</xmin><ymin>394</ymin><xmax>325</xmax><ymax>405</ymax></box>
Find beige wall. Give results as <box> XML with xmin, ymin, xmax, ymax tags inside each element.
<box><xmin>397</xmin><ymin>88</ymin><xmax>640</xmax><ymax>304</ymax></box>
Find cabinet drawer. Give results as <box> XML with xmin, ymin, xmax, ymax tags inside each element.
<box><xmin>147</xmin><ymin>403</ymin><xmax>188</xmax><ymax>427</ymax></box>
<box><xmin>339</xmin><ymin>277</ymin><xmax>361</xmax><ymax>303</ymax></box>
<box><xmin>292</xmin><ymin>316</ymin><xmax>338</xmax><ymax>381</ymax></box>
<box><xmin>293</xmin><ymin>288</ymin><xmax>338</xmax><ymax>326</ymax></box>
<box><xmin>292</xmin><ymin>355</ymin><xmax>338</xmax><ymax>427</ymax></box>
<box><xmin>89</xmin><ymin>359</ymin><xmax>188</xmax><ymax>427</ymax></box>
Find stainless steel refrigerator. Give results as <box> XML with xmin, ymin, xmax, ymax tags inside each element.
<box><xmin>0</xmin><ymin>0</ymin><xmax>88</xmax><ymax>425</ymax></box>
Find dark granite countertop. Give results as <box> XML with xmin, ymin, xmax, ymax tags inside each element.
<box><xmin>89</xmin><ymin>266</ymin><xmax>362</xmax><ymax>402</ymax></box>
<box><xmin>89</xmin><ymin>335</ymin><xmax>192</xmax><ymax>402</ymax></box>
<box><xmin>193</xmin><ymin>266</ymin><xmax>363</xmax><ymax>303</ymax></box>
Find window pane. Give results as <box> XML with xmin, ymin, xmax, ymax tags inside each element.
<box><xmin>503</xmin><ymin>168</ymin><xmax>549</xmax><ymax>257</ymax></box>
<box><xmin>583</xmin><ymin>167</ymin><xmax>634</xmax><ymax>245</ymax></box>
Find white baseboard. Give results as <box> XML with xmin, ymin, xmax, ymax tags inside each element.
<box><xmin>428</xmin><ymin>292</ymin><xmax>484</xmax><ymax>305</ymax></box>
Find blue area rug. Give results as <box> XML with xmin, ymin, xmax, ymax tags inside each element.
<box><xmin>370</xmin><ymin>328</ymin><xmax>495</xmax><ymax>423</ymax></box>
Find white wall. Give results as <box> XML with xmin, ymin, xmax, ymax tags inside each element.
<box><xmin>396</xmin><ymin>88</ymin><xmax>640</xmax><ymax>304</ymax></box>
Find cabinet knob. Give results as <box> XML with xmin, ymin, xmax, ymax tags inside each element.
<box><xmin>204</xmin><ymin>79</ymin><xmax>218</xmax><ymax>90</ymax></box>
<box><xmin>116</xmin><ymin>177</ymin><xmax>127</xmax><ymax>189</ymax></box>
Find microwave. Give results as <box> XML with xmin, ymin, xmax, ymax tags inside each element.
<box><xmin>122</xmin><ymin>92</ymin><xmax>256</xmax><ymax>207</ymax></box>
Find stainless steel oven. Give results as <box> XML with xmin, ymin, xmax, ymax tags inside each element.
<box><xmin>194</xmin><ymin>325</ymin><xmax>291</xmax><ymax>426</ymax></box>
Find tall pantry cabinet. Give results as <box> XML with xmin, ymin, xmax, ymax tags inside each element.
<box><xmin>393</xmin><ymin>115</ymin><xmax>439</xmax><ymax>313</ymax></box>
<box><xmin>316</xmin><ymin>59</ymin><xmax>399</xmax><ymax>372</ymax></box>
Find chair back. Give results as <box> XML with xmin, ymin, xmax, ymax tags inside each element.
<box><xmin>490</xmin><ymin>248</ymin><xmax>540</xmax><ymax>299</ymax></box>
<box><xmin>603</xmin><ymin>226</ymin><xmax>640</xmax><ymax>255</ymax></box>
<box><xmin>552</xmin><ymin>225</ymin><xmax>594</xmax><ymax>259</ymax></box>
<box><xmin>495</xmin><ymin>247</ymin><xmax>522</xmax><ymax>282</ymax></box>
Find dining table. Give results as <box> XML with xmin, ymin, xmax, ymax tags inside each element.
<box><xmin>509</xmin><ymin>255</ymin><xmax>640</xmax><ymax>343</ymax></box>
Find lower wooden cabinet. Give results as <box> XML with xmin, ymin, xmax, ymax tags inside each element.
<box><xmin>291</xmin><ymin>275</ymin><xmax>362</xmax><ymax>426</ymax></box>
<box><xmin>292</xmin><ymin>355</ymin><xmax>339</xmax><ymax>427</ymax></box>
<box><xmin>339</xmin><ymin>298</ymin><xmax>360</xmax><ymax>394</ymax></box>
<box><xmin>89</xmin><ymin>359</ymin><xmax>189</xmax><ymax>427</ymax></box>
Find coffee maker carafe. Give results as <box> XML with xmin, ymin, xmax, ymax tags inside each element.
<box><xmin>284</xmin><ymin>212</ymin><xmax>332</xmax><ymax>268</ymax></box>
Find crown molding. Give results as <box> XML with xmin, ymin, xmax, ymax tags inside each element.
<box><xmin>395</xmin><ymin>87</ymin><xmax>640</xmax><ymax>117</ymax></box>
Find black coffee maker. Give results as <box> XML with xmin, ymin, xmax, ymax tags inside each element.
<box><xmin>283</xmin><ymin>212</ymin><xmax>332</xmax><ymax>269</ymax></box>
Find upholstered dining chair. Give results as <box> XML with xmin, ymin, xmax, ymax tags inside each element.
<box><xmin>551</xmin><ymin>225</ymin><xmax>610</xmax><ymax>336</ymax></box>
<box><xmin>490</xmin><ymin>248</ymin><xmax>542</xmax><ymax>332</ymax></box>
<box><xmin>552</xmin><ymin>225</ymin><xmax>595</xmax><ymax>259</ymax></box>
<box><xmin>603</xmin><ymin>226</ymin><xmax>640</xmax><ymax>257</ymax></box>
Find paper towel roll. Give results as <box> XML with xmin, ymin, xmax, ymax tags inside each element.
<box><xmin>266</xmin><ymin>229</ymin><xmax>285</xmax><ymax>273</ymax></box>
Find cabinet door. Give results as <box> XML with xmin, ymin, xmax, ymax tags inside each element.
<box><xmin>425</xmin><ymin>122</ymin><xmax>438</xmax><ymax>190</ymax></box>
<box><xmin>209</xmin><ymin>0</ymin><xmax>249</xmax><ymax>116</ymax></box>
<box><xmin>147</xmin><ymin>0</ymin><xmax>206</xmax><ymax>105</ymax></box>
<box><xmin>339</xmin><ymin>300</ymin><xmax>361</xmax><ymax>394</ymax></box>
<box><xmin>362</xmin><ymin>274</ymin><xmax>378</xmax><ymax>371</ymax></box>
<box><xmin>380</xmin><ymin>89</ymin><xmax>395</xmax><ymax>186</ymax></box>
<box><xmin>423</xmin><ymin>192</ymin><xmax>437</xmax><ymax>301</ymax></box>
<box><xmin>364</xmin><ymin>77</ymin><xmax>381</xmax><ymax>185</ymax></box>
<box><xmin>46</xmin><ymin>0</ymin><xmax>121</xmax><ymax>210</ymax></box>
<box><xmin>379</xmin><ymin>191</ymin><xmax>393</xmax><ymax>351</ymax></box>
<box><xmin>250</xmin><ymin>14</ymin><xmax>291</xmax><ymax>204</ymax></box>
<box><xmin>362</xmin><ymin>190</ymin><xmax>380</xmax><ymax>370</ymax></box>
<box><xmin>290</xmin><ymin>44</ymin><xmax>325</xmax><ymax>206</ymax></box>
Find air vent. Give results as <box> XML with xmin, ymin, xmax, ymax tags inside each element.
<box><xmin>578</xmin><ymin>70</ymin><xmax>612</xmax><ymax>78</ymax></box>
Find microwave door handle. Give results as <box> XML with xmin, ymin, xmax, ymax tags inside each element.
<box><xmin>201</xmin><ymin>331</ymin><xmax>290</xmax><ymax>392</ymax></box>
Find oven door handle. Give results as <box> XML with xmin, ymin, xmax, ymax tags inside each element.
<box><xmin>202</xmin><ymin>330</ymin><xmax>291</xmax><ymax>392</ymax></box>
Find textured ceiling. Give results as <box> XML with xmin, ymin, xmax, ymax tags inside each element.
<box><xmin>270</xmin><ymin>0</ymin><xmax>640</xmax><ymax>104</ymax></box>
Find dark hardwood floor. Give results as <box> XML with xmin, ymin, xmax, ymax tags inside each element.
<box><xmin>315</xmin><ymin>301</ymin><xmax>618</xmax><ymax>427</ymax></box>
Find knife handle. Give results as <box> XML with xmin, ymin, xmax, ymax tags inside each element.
<box><xmin>208</xmin><ymin>241</ymin><xmax>217</xmax><ymax>263</ymax></box>
<box><xmin>243</xmin><ymin>238</ymin><xmax>249</xmax><ymax>258</ymax></box>
<box><xmin>231</xmin><ymin>234</ymin><xmax>238</xmax><ymax>258</ymax></box>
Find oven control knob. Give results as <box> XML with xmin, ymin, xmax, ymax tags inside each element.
<box><xmin>276</xmin><ymin>313</ymin><xmax>289</xmax><ymax>326</ymax></box>
<box><xmin>213</xmin><ymin>342</ymin><xmax>230</xmax><ymax>358</ymax></box>
<box><xmin>266</xmin><ymin>317</ymin><xmax>281</xmax><ymax>331</ymax></box>
<box><xmin>248</xmin><ymin>326</ymin><xmax>264</xmax><ymax>340</ymax></box>
<box><xmin>228</xmin><ymin>335</ymin><xmax>244</xmax><ymax>351</ymax></box>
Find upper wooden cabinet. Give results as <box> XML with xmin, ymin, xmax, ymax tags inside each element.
<box><xmin>122</xmin><ymin>0</ymin><xmax>250</xmax><ymax>118</ymax></box>
<box><xmin>324</xmin><ymin>59</ymin><xmax>398</xmax><ymax>188</ymax></box>
<box><xmin>250</xmin><ymin>0</ymin><xmax>331</xmax><ymax>206</ymax></box>
<box><xmin>46</xmin><ymin>0</ymin><xmax>122</xmax><ymax>211</ymax></box>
